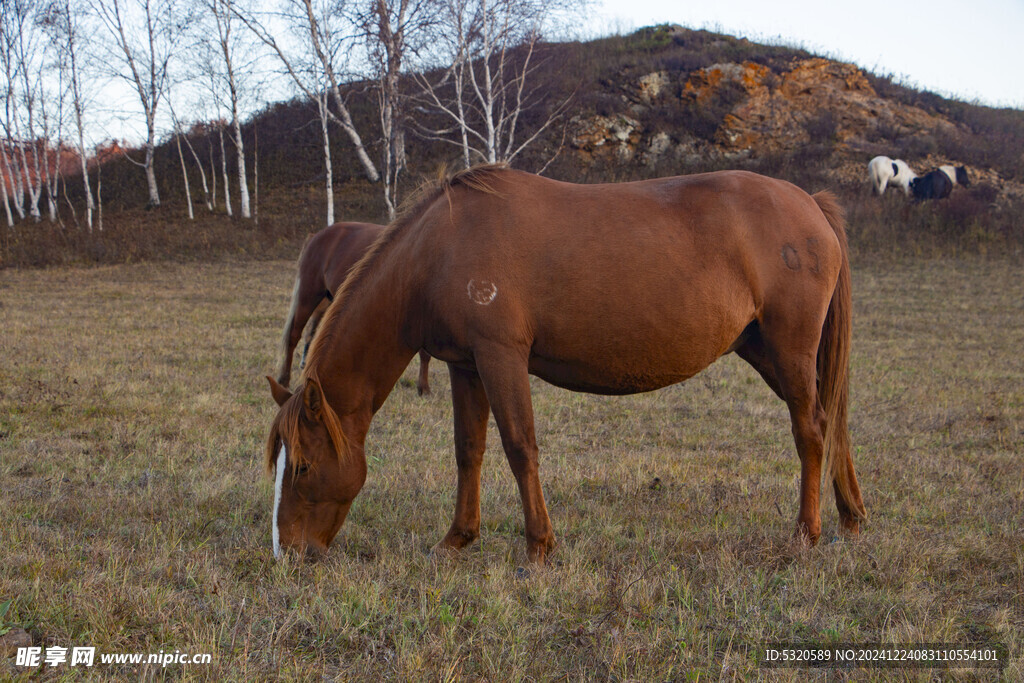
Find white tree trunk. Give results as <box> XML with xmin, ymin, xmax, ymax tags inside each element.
<box><xmin>1</xmin><ymin>160</ymin><xmax>12</xmax><ymax>227</ymax></box>
<box><xmin>182</xmin><ymin>132</ymin><xmax>211</xmax><ymax>212</ymax></box>
<box><xmin>17</xmin><ymin>141</ymin><xmax>42</xmax><ymax>221</ymax></box>
<box><xmin>175</xmin><ymin>128</ymin><xmax>194</xmax><ymax>220</ymax></box>
<box><xmin>2</xmin><ymin>145</ymin><xmax>24</xmax><ymax>219</ymax></box>
<box><xmin>219</xmin><ymin>125</ymin><xmax>232</xmax><ymax>216</ymax></box>
<box><xmin>232</xmin><ymin>115</ymin><xmax>250</xmax><ymax>219</ymax></box>
<box><xmin>317</xmin><ymin>91</ymin><xmax>334</xmax><ymax>226</ymax></box>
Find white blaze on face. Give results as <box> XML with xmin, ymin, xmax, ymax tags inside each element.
<box><xmin>273</xmin><ymin>444</ymin><xmax>287</xmax><ymax>559</ymax></box>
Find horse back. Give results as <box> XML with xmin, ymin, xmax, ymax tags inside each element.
<box><xmin>301</xmin><ymin>222</ymin><xmax>386</xmax><ymax>293</ymax></box>
<box><xmin>408</xmin><ymin>170</ymin><xmax>843</xmax><ymax>392</ymax></box>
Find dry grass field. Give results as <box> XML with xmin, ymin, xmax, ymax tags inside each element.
<box><xmin>1</xmin><ymin>256</ymin><xmax>1021</xmax><ymax>680</ymax></box>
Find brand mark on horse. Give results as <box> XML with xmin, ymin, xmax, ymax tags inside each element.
<box><xmin>781</xmin><ymin>243</ymin><xmax>801</xmax><ymax>271</ymax></box>
<box><xmin>468</xmin><ymin>279</ymin><xmax>498</xmax><ymax>305</ymax></box>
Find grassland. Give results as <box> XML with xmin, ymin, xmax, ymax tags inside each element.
<box><xmin>1</xmin><ymin>256</ymin><xmax>1021</xmax><ymax>680</ymax></box>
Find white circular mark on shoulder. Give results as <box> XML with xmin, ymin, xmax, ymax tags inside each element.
<box><xmin>467</xmin><ymin>279</ymin><xmax>498</xmax><ymax>305</ymax></box>
<box><xmin>273</xmin><ymin>444</ymin><xmax>287</xmax><ymax>559</ymax></box>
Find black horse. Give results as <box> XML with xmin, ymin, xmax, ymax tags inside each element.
<box><xmin>910</xmin><ymin>169</ymin><xmax>954</xmax><ymax>200</ymax></box>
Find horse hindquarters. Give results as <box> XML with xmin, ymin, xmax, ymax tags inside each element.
<box><xmin>735</xmin><ymin>194</ymin><xmax>865</xmax><ymax>542</ymax></box>
<box><xmin>867</xmin><ymin>157</ymin><xmax>892</xmax><ymax>195</ymax></box>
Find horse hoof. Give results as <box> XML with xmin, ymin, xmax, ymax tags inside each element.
<box><xmin>429</xmin><ymin>543</ymin><xmax>459</xmax><ymax>557</ymax></box>
<box><xmin>792</xmin><ymin>524</ymin><xmax>820</xmax><ymax>549</ymax></box>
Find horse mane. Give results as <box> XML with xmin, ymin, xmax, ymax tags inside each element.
<box><xmin>301</xmin><ymin>162</ymin><xmax>510</xmax><ymax>375</ymax></box>
<box><xmin>265</xmin><ymin>371</ymin><xmax>351</xmax><ymax>476</ymax></box>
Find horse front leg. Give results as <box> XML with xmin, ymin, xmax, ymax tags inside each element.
<box><xmin>474</xmin><ymin>349</ymin><xmax>556</xmax><ymax>564</ymax></box>
<box><xmin>434</xmin><ymin>364</ymin><xmax>490</xmax><ymax>552</ymax></box>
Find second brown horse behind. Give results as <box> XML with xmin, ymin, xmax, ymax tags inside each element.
<box><xmin>275</xmin><ymin>221</ymin><xmax>431</xmax><ymax>394</ymax></box>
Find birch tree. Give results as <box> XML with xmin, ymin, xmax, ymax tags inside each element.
<box><xmin>194</xmin><ymin>0</ymin><xmax>253</xmax><ymax>218</ymax></box>
<box><xmin>231</xmin><ymin>0</ymin><xmax>380</xmax><ymax>187</ymax></box>
<box><xmin>169</xmin><ymin>104</ymin><xmax>194</xmax><ymax>219</ymax></box>
<box><xmin>2</xmin><ymin>0</ymin><xmax>45</xmax><ymax>221</ymax></box>
<box><xmin>40</xmin><ymin>0</ymin><xmax>95</xmax><ymax>230</ymax></box>
<box><xmin>93</xmin><ymin>0</ymin><xmax>184</xmax><ymax>208</ymax></box>
<box><xmin>0</xmin><ymin>7</ymin><xmax>23</xmax><ymax>225</ymax></box>
<box><xmin>415</xmin><ymin>0</ymin><xmax>575</xmax><ymax>169</ymax></box>
<box><xmin>359</xmin><ymin>0</ymin><xmax>442</xmax><ymax>218</ymax></box>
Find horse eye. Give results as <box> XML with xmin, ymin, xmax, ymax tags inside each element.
<box><xmin>296</xmin><ymin>463</ymin><xmax>310</xmax><ymax>477</ymax></box>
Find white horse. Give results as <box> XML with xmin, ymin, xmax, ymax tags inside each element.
<box><xmin>868</xmin><ymin>156</ymin><xmax>917</xmax><ymax>196</ymax></box>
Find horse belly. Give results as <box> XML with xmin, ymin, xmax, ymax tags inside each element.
<box><xmin>525</xmin><ymin>282</ymin><xmax>754</xmax><ymax>395</ymax></box>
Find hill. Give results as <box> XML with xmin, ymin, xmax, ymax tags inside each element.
<box><xmin>6</xmin><ymin>24</ymin><xmax>1024</xmax><ymax>267</ymax></box>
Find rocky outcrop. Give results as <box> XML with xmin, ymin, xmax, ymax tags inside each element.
<box><xmin>567</xmin><ymin>55</ymin><xmax>1024</xmax><ymax>203</ymax></box>
<box><xmin>572</xmin><ymin>57</ymin><xmax>965</xmax><ymax>163</ymax></box>
<box><xmin>682</xmin><ymin>57</ymin><xmax>962</xmax><ymax>153</ymax></box>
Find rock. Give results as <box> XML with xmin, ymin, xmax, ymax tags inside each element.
<box><xmin>570</xmin><ymin>114</ymin><xmax>643</xmax><ymax>163</ymax></box>
<box><xmin>637</xmin><ymin>71</ymin><xmax>671</xmax><ymax>104</ymax></box>
<box><xmin>643</xmin><ymin>132</ymin><xmax>674</xmax><ymax>167</ymax></box>
<box><xmin>0</xmin><ymin>628</ymin><xmax>32</xmax><ymax>656</ymax></box>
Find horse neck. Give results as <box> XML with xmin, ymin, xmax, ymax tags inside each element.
<box><xmin>306</xmin><ymin>259</ymin><xmax>420</xmax><ymax>423</ymax></box>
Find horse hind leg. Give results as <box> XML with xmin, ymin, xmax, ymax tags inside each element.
<box><xmin>736</xmin><ymin>325</ymin><xmax>825</xmax><ymax>545</ymax></box>
<box><xmin>276</xmin><ymin>276</ymin><xmax>304</xmax><ymax>386</ymax></box>
<box><xmin>416</xmin><ymin>350</ymin><xmax>432</xmax><ymax>396</ymax></box>
<box><xmin>276</xmin><ymin>273</ymin><xmax>324</xmax><ymax>386</ymax></box>
<box><xmin>300</xmin><ymin>302</ymin><xmax>328</xmax><ymax>372</ymax></box>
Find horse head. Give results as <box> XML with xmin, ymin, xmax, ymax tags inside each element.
<box><xmin>265</xmin><ymin>376</ymin><xmax>366</xmax><ymax>558</ymax></box>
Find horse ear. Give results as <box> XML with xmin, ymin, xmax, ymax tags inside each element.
<box><xmin>266</xmin><ymin>376</ymin><xmax>292</xmax><ymax>407</ymax></box>
<box><xmin>302</xmin><ymin>377</ymin><xmax>324</xmax><ymax>420</ymax></box>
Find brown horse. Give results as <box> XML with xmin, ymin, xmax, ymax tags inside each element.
<box><xmin>265</xmin><ymin>165</ymin><xmax>867</xmax><ymax>563</ymax></box>
<box><xmin>275</xmin><ymin>221</ymin><xmax>431</xmax><ymax>394</ymax></box>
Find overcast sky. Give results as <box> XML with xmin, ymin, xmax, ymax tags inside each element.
<box><xmin>589</xmin><ymin>0</ymin><xmax>1024</xmax><ymax>108</ymax></box>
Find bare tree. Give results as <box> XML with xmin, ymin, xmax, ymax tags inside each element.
<box><xmin>231</xmin><ymin>0</ymin><xmax>380</xmax><ymax>189</ymax></box>
<box><xmin>93</xmin><ymin>0</ymin><xmax>184</xmax><ymax>208</ymax></box>
<box><xmin>217</xmin><ymin>120</ymin><xmax>232</xmax><ymax>215</ymax></box>
<box><xmin>40</xmin><ymin>0</ymin><xmax>95</xmax><ymax>230</ymax></box>
<box><xmin>2</xmin><ymin>0</ymin><xmax>46</xmax><ymax>221</ymax></box>
<box><xmin>182</xmin><ymin>122</ymin><xmax>213</xmax><ymax>211</ymax></box>
<box><xmin>314</xmin><ymin>85</ymin><xmax>335</xmax><ymax>224</ymax></box>
<box><xmin>38</xmin><ymin>78</ymin><xmax>62</xmax><ymax>223</ymax></box>
<box><xmin>169</xmin><ymin>105</ymin><xmax>194</xmax><ymax>219</ymax></box>
<box><xmin>195</xmin><ymin>0</ymin><xmax>253</xmax><ymax>218</ymax></box>
<box><xmin>0</xmin><ymin>35</ymin><xmax>26</xmax><ymax>223</ymax></box>
<box><xmin>359</xmin><ymin>0</ymin><xmax>442</xmax><ymax>218</ymax></box>
<box><xmin>415</xmin><ymin>0</ymin><xmax>574</xmax><ymax>169</ymax></box>
<box><xmin>0</xmin><ymin>25</ymin><xmax>16</xmax><ymax>226</ymax></box>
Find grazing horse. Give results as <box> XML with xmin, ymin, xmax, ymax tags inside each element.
<box><xmin>910</xmin><ymin>169</ymin><xmax>953</xmax><ymax>200</ymax></box>
<box><xmin>939</xmin><ymin>164</ymin><xmax>970</xmax><ymax>189</ymax></box>
<box><xmin>868</xmin><ymin>155</ymin><xmax>916</xmax><ymax>195</ymax></box>
<box><xmin>275</xmin><ymin>221</ymin><xmax>431</xmax><ymax>395</ymax></box>
<box><xmin>264</xmin><ymin>165</ymin><xmax>867</xmax><ymax>563</ymax></box>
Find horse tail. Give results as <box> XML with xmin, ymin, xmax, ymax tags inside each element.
<box><xmin>812</xmin><ymin>191</ymin><xmax>867</xmax><ymax>522</ymax></box>
<box><xmin>276</xmin><ymin>265</ymin><xmax>305</xmax><ymax>386</ymax></box>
